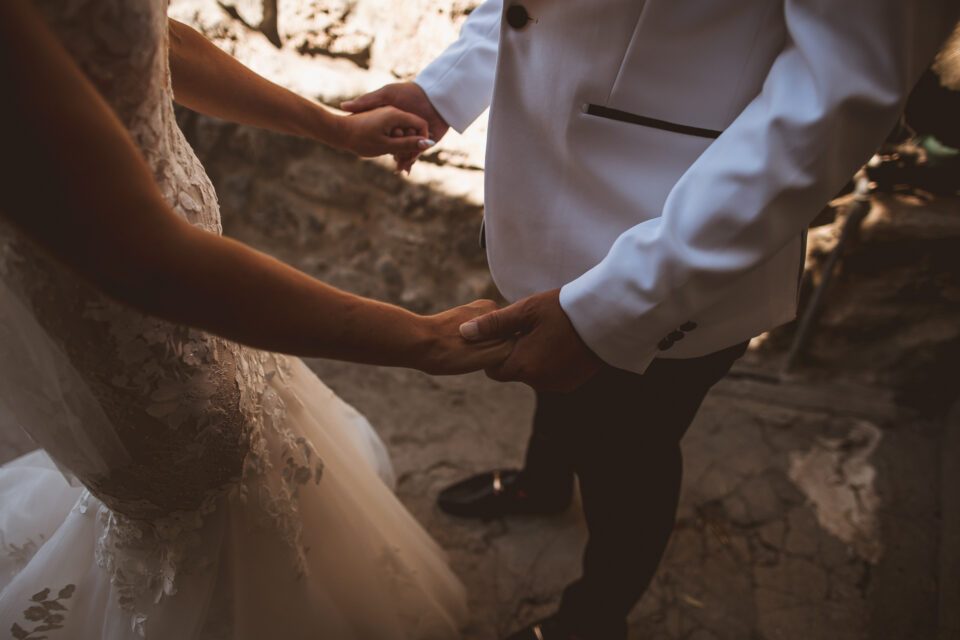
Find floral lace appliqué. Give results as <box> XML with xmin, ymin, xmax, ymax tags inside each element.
<box><xmin>0</xmin><ymin>534</ymin><xmax>43</xmax><ymax>578</ymax></box>
<box><xmin>237</xmin><ymin>355</ymin><xmax>325</xmax><ymax>577</ymax></box>
<box><xmin>10</xmin><ymin>584</ymin><xmax>75</xmax><ymax>639</ymax></box>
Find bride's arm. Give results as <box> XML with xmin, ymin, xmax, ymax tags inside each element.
<box><xmin>0</xmin><ymin>0</ymin><xmax>508</xmax><ymax>374</ymax></box>
<box><xmin>167</xmin><ymin>19</ymin><xmax>435</xmax><ymax>157</ymax></box>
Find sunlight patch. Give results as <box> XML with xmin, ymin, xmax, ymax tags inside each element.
<box><xmin>788</xmin><ymin>420</ymin><xmax>883</xmax><ymax>563</ymax></box>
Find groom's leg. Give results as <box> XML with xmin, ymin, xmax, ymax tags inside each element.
<box><xmin>515</xmin><ymin>391</ymin><xmax>577</xmax><ymax>506</ymax></box>
<box><xmin>557</xmin><ymin>341</ymin><xmax>749</xmax><ymax>637</ymax></box>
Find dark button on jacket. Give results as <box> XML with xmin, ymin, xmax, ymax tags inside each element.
<box><xmin>506</xmin><ymin>4</ymin><xmax>531</xmax><ymax>29</ymax></box>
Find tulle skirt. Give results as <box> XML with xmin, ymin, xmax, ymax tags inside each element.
<box><xmin>0</xmin><ymin>358</ymin><xmax>467</xmax><ymax>639</ymax></box>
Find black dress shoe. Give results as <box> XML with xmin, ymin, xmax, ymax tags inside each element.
<box><xmin>436</xmin><ymin>469</ymin><xmax>571</xmax><ymax>519</ymax></box>
<box><xmin>504</xmin><ymin>616</ymin><xmax>582</xmax><ymax>640</ymax></box>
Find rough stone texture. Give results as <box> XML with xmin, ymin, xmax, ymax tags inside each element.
<box><xmin>260</xmin><ymin>355</ymin><xmax>943</xmax><ymax>640</ymax></box>
<box><xmin>935</xmin><ymin>23</ymin><xmax>960</xmax><ymax>90</ymax></box>
<box><xmin>168</xmin><ymin>0</ymin><xmax>490</xmax><ymax>170</ymax></box>
<box><xmin>757</xmin><ymin>192</ymin><xmax>960</xmax><ymax>416</ymax></box>
<box><xmin>202</xmin><ymin>0</ymin><xmax>479</xmax><ymax>76</ymax></box>
<box><xmin>941</xmin><ymin>401</ymin><xmax>960</xmax><ymax>640</ymax></box>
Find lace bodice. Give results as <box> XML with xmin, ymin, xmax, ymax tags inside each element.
<box><xmin>0</xmin><ymin>0</ymin><xmax>328</xmax><ymax>594</ymax></box>
<box><xmin>42</xmin><ymin>0</ymin><xmax>222</xmax><ymax>236</ymax></box>
<box><xmin>0</xmin><ymin>0</ymin><xmax>256</xmax><ymax>520</ymax></box>
<box><xmin>0</xmin><ymin>0</ymin><xmax>331</xmax><ymax>625</ymax></box>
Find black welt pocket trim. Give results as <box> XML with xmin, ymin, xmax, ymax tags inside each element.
<box><xmin>583</xmin><ymin>104</ymin><xmax>722</xmax><ymax>139</ymax></box>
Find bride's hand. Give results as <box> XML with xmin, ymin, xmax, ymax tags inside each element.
<box><xmin>415</xmin><ymin>300</ymin><xmax>514</xmax><ymax>375</ymax></box>
<box><xmin>337</xmin><ymin>107</ymin><xmax>436</xmax><ymax>158</ymax></box>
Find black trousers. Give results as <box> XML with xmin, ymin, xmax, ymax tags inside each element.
<box><xmin>517</xmin><ymin>341</ymin><xmax>749</xmax><ymax>637</ymax></box>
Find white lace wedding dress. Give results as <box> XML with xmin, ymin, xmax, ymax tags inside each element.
<box><xmin>0</xmin><ymin>0</ymin><xmax>468</xmax><ymax>638</ymax></box>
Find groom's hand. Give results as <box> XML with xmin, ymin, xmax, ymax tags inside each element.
<box><xmin>337</xmin><ymin>106</ymin><xmax>435</xmax><ymax>158</ymax></box>
<box><xmin>459</xmin><ymin>289</ymin><xmax>603</xmax><ymax>392</ymax></box>
<box><xmin>341</xmin><ymin>82</ymin><xmax>449</xmax><ymax>173</ymax></box>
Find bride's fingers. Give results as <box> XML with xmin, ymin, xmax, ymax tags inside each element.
<box><xmin>394</xmin><ymin>152</ymin><xmax>418</xmax><ymax>173</ymax></box>
<box><xmin>392</xmin><ymin>153</ymin><xmax>413</xmax><ymax>173</ymax></box>
<box><xmin>387</xmin><ymin>122</ymin><xmax>431</xmax><ymax>164</ymax></box>
<box><xmin>384</xmin><ymin>135</ymin><xmax>435</xmax><ymax>155</ymax></box>
<box><xmin>394</xmin><ymin>111</ymin><xmax>429</xmax><ymax>139</ymax></box>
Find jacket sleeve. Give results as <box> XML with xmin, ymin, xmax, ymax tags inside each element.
<box><xmin>559</xmin><ymin>0</ymin><xmax>959</xmax><ymax>374</ymax></box>
<box><xmin>415</xmin><ymin>0</ymin><xmax>503</xmax><ymax>133</ymax></box>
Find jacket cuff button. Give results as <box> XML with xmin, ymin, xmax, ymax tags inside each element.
<box><xmin>680</xmin><ymin>321</ymin><xmax>698</xmax><ymax>332</ymax></box>
<box><xmin>658</xmin><ymin>337</ymin><xmax>674</xmax><ymax>351</ymax></box>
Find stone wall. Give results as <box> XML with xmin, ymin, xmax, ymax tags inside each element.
<box><xmin>169</xmin><ymin>0</ymin><xmax>489</xmax><ymax>172</ymax></box>
<box><xmin>759</xmin><ymin>194</ymin><xmax>960</xmax><ymax>415</ymax></box>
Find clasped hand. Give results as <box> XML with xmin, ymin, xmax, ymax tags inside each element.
<box><xmin>336</xmin><ymin>105</ymin><xmax>437</xmax><ymax>158</ymax></box>
<box><xmin>426</xmin><ymin>290</ymin><xmax>603</xmax><ymax>392</ymax></box>
<box><xmin>341</xmin><ymin>82</ymin><xmax>449</xmax><ymax>171</ymax></box>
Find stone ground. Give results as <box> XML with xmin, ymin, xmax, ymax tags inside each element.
<box><xmin>298</xmin><ymin>357</ymin><xmax>951</xmax><ymax>640</ymax></box>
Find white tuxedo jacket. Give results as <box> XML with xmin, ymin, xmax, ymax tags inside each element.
<box><xmin>417</xmin><ymin>0</ymin><xmax>958</xmax><ymax>373</ymax></box>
